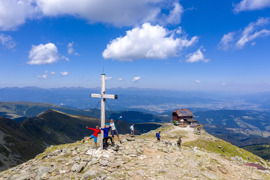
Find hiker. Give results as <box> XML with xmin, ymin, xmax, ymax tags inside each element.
<box><xmin>101</xmin><ymin>125</ymin><xmax>113</xmax><ymax>149</ymax></box>
<box><xmin>84</xmin><ymin>126</ymin><xmax>101</xmax><ymax>148</ymax></box>
<box><xmin>177</xmin><ymin>137</ymin><xmax>182</xmax><ymax>147</ymax></box>
<box><xmin>130</xmin><ymin>124</ymin><xmax>135</xmax><ymax>137</ymax></box>
<box><xmin>156</xmin><ymin>131</ymin><xmax>161</xmax><ymax>142</ymax></box>
<box><xmin>110</xmin><ymin>118</ymin><xmax>122</xmax><ymax>144</ymax></box>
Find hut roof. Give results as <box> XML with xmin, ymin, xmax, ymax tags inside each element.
<box><xmin>172</xmin><ymin>109</ymin><xmax>193</xmax><ymax>117</ymax></box>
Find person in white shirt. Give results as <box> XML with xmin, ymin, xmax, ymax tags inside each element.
<box><xmin>110</xmin><ymin>118</ymin><xmax>122</xmax><ymax>144</ymax></box>
<box><xmin>130</xmin><ymin>124</ymin><xmax>135</xmax><ymax>137</ymax></box>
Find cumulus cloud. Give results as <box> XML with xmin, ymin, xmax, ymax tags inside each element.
<box><xmin>36</xmin><ymin>0</ymin><xmax>183</xmax><ymax>27</ymax></box>
<box><xmin>195</xmin><ymin>80</ymin><xmax>201</xmax><ymax>83</ymax></box>
<box><xmin>51</xmin><ymin>71</ymin><xmax>55</xmax><ymax>75</ymax></box>
<box><xmin>219</xmin><ymin>17</ymin><xmax>270</xmax><ymax>50</ymax></box>
<box><xmin>234</xmin><ymin>0</ymin><xmax>270</xmax><ymax>12</ymax></box>
<box><xmin>61</xmin><ymin>71</ymin><xmax>69</xmax><ymax>76</ymax></box>
<box><xmin>0</xmin><ymin>34</ymin><xmax>16</xmax><ymax>49</ymax></box>
<box><xmin>186</xmin><ymin>47</ymin><xmax>209</xmax><ymax>63</ymax></box>
<box><xmin>103</xmin><ymin>23</ymin><xmax>198</xmax><ymax>61</ymax></box>
<box><xmin>27</xmin><ymin>43</ymin><xmax>60</xmax><ymax>65</ymax></box>
<box><xmin>133</xmin><ymin>76</ymin><xmax>141</xmax><ymax>83</ymax></box>
<box><xmin>0</xmin><ymin>0</ymin><xmax>184</xmax><ymax>30</ymax></box>
<box><xmin>118</xmin><ymin>78</ymin><xmax>123</xmax><ymax>81</ymax></box>
<box><xmin>0</xmin><ymin>0</ymin><xmax>38</xmax><ymax>30</ymax></box>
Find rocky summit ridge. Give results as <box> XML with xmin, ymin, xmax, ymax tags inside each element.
<box><xmin>0</xmin><ymin>124</ymin><xmax>270</xmax><ymax>180</ymax></box>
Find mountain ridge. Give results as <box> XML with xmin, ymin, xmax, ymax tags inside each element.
<box><xmin>0</xmin><ymin>124</ymin><xmax>269</xmax><ymax>179</ymax></box>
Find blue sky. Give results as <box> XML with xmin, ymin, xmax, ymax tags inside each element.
<box><xmin>0</xmin><ymin>0</ymin><xmax>270</xmax><ymax>92</ymax></box>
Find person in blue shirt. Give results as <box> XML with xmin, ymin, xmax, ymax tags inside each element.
<box><xmin>101</xmin><ymin>125</ymin><xmax>113</xmax><ymax>149</ymax></box>
<box><xmin>156</xmin><ymin>131</ymin><xmax>161</xmax><ymax>142</ymax></box>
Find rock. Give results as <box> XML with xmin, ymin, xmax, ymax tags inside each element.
<box><xmin>230</xmin><ymin>156</ymin><xmax>243</xmax><ymax>162</ymax></box>
<box><xmin>111</xmin><ymin>145</ymin><xmax>119</xmax><ymax>151</ymax></box>
<box><xmin>202</xmin><ymin>171</ymin><xmax>221</xmax><ymax>179</ymax></box>
<box><xmin>217</xmin><ymin>165</ymin><xmax>227</xmax><ymax>174</ymax></box>
<box><xmin>81</xmin><ymin>169</ymin><xmax>98</xmax><ymax>180</ymax></box>
<box><xmin>59</xmin><ymin>170</ymin><xmax>67</xmax><ymax>174</ymax></box>
<box><xmin>128</xmin><ymin>171</ymin><xmax>134</xmax><ymax>176</ymax></box>
<box><xmin>137</xmin><ymin>170</ymin><xmax>145</xmax><ymax>177</ymax></box>
<box><xmin>126</xmin><ymin>138</ymin><xmax>135</xmax><ymax>141</ymax></box>
<box><xmin>108</xmin><ymin>162</ymin><xmax>120</xmax><ymax>168</ymax></box>
<box><xmin>99</xmin><ymin>160</ymin><xmax>109</xmax><ymax>166</ymax></box>
<box><xmin>71</xmin><ymin>163</ymin><xmax>84</xmax><ymax>173</ymax></box>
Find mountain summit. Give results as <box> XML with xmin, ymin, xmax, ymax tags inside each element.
<box><xmin>0</xmin><ymin>124</ymin><xmax>269</xmax><ymax>179</ymax></box>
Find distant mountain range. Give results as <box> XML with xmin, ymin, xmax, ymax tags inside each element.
<box><xmin>1</xmin><ymin>86</ymin><xmax>270</xmax><ymax>112</ymax></box>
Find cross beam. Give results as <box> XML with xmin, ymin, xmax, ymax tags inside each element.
<box><xmin>90</xmin><ymin>74</ymin><xmax>118</xmax><ymax>149</ymax></box>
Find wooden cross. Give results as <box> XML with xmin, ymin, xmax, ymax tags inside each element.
<box><xmin>91</xmin><ymin>74</ymin><xmax>118</xmax><ymax>149</ymax></box>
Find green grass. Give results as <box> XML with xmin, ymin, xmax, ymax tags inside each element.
<box><xmin>183</xmin><ymin>138</ymin><xmax>264</xmax><ymax>164</ymax></box>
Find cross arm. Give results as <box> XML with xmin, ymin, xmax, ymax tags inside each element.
<box><xmin>90</xmin><ymin>93</ymin><xmax>118</xmax><ymax>99</ymax></box>
<box><xmin>103</xmin><ymin>94</ymin><xmax>118</xmax><ymax>99</ymax></box>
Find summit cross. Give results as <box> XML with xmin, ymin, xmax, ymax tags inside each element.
<box><xmin>90</xmin><ymin>74</ymin><xmax>118</xmax><ymax>149</ymax></box>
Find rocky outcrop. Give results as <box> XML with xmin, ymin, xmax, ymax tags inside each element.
<box><xmin>0</xmin><ymin>124</ymin><xmax>269</xmax><ymax>180</ymax></box>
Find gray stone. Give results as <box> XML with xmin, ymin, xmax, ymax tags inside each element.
<box><xmin>217</xmin><ymin>165</ymin><xmax>227</xmax><ymax>174</ymax></box>
<box><xmin>71</xmin><ymin>163</ymin><xmax>84</xmax><ymax>173</ymax></box>
<box><xmin>99</xmin><ymin>160</ymin><xmax>109</xmax><ymax>166</ymax></box>
<box><xmin>137</xmin><ymin>170</ymin><xmax>145</xmax><ymax>177</ymax></box>
<box><xmin>81</xmin><ymin>169</ymin><xmax>98</xmax><ymax>180</ymax></box>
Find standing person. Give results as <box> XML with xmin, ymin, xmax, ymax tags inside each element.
<box><xmin>110</xmin><ymin>118</ymin><xmax>122</xmax><ymax>144</ymax></box>
<box><xmin>130</xmin><ymin>124</ymin><xmax>135</xmax><ymax>137</ymax></box>
<box><xmin>84</xmin><ymin>126</ymin><xmax>101</xmax><ymax>148</ymax></box>
<box><xmin>101</xmin><ymin>125</ymin><xmax>114</xmax><ymax>149</ymax></box>
<box><xmin>156</xmin><ymin>131</ymin><xmax>161</xmax><ymax>142</ymax></box>
<box><xmin>177</xmin><ymin>137</ymin><xmax>182</xmax><ymax>147</ymax></box>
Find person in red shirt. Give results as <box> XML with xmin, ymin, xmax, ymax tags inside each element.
<box><xmin>84</xmin><ymin>126</ymin><xmax>101</xmax><ymax>148</ymax></box>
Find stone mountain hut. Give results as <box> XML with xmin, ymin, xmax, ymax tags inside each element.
<box><xmin>172</xmin><ymin>108</ymin><xmax>198</xmax><ymax>124</ymax></box>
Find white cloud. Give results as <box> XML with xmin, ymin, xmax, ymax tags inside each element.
<box><xmin>0</xmin><ymin>0</ymin><xmax>38</xmax><ymax>30</ymax></box>
<box><xmin>186</xmin><ymin>47</ymin><xmax>209</xmax><ymax>63</ymax></box>
<box><xmin>162</xmin><ymin>2</ymin><xmax>183</xmax><ymax>25</ymax></box>
<box><xmin>61</xmin><ymin>56</ymin><xmax>70</xmax><ymax>62</ymax></box>
<box><xmin>67</xmin><ymin>42</ymin><xmax>74</xmax><ymax>54</ymax></box>
<box><xmin>51</xmin><ymin>71</ymin><xmax>55</xmax><ymax>75</ymax></box>
<box><xmin>67</xmin><ymin>42</ymin><xmax>79</xmax><ymax>55</ymax></box>
<box><xmin>219</xmin><ymin>17</ymin><xmax>270</xmax><ymax>50</ymax></box>
<box><xmin>27</xmin><ymin>43</ymin><xmax>60</xmax><ymax>65</ymax></box>
<box><xmin>0</xmin><ymin>0</ymin><xmax>184</xmax><ymax>30</ymax></box>
<box><xmin>118</xmin><ymin>78</ymin><xmax>123</xmax><ymax>81</ymax></box>
<box><xmin>234</xmin><ymin>0</ymin><xmax>270</xmax><ymax>12</ymax></box>
<box><xmin>36</xmin><ymin>0</ymin><xmax>183</xmax><ymax>27</ymax></box>
<box><xmin>195</xmin><ymin>80</ymin><xmax>201</xmax><ymax>83</ymax></box>
<box><xmin>105</xmin><ymin>76</ymin><xmax>112</xmax><ymax>81</ymax></box>
<box><xmin>218</xmin><ymin>32</ymin><xmax>235</xmax><ymax>50</ymax></box>
<box><xmin>103</xmin><ymin>23</ymin><xmax>198</xmax><ymax>61</ymax></box>
<box><xmin>0</xmin><ymin>34</ymin><xmax>16</xmax><ymax>49</ymax></box>
<box><xmin>236</xmin><ymin>18</ymin><xmax>270</xmax><ymax>48</ymax></box>
<box><xmin>133</xmin><ymin>76</ymin><xmax>141</xmax><ymax>83</ymax></box>
<box><xmin>61</xmin><ymin>71</ymin><xmax>69</xmax><ymax>76</ymax></box>
<box><xmin>38</xmin><ymin>73</ymin><xmax>48</xmax><ymax>79</ymax></box>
